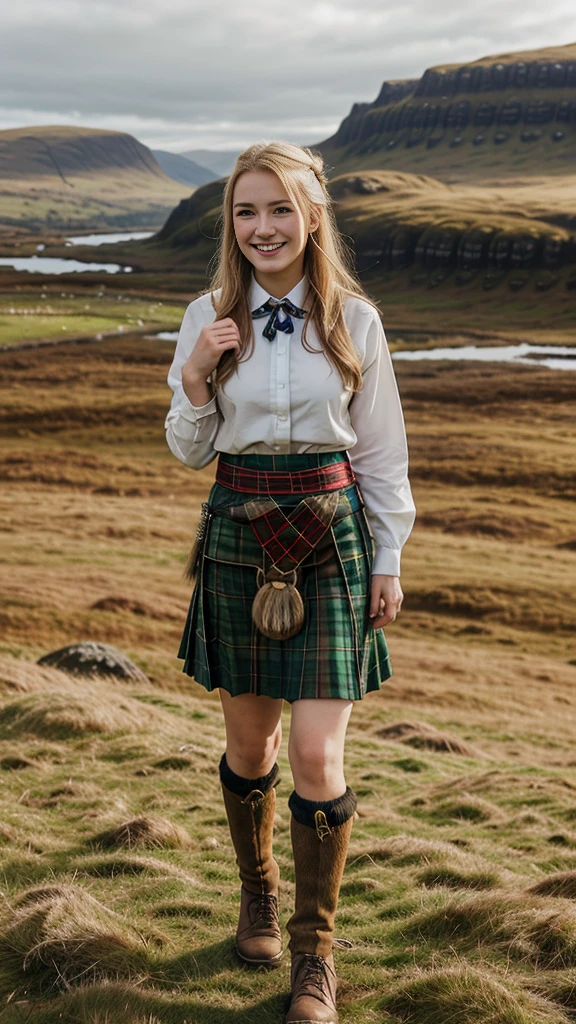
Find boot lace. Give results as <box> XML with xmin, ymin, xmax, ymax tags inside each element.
<box><xmin>254</xmin><ymin>893</ymin><xmax>277</xmax><ymax>924</ymax></box>
<box><xmin>300</xmin><ymin>953</ymin><xmax>328</xmax><ymax>993</ymax></box>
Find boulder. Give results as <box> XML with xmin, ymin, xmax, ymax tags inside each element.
<box><xmin>37</xmin><ymin>642</ymin><xmax>148</xmax><ymax>684</ymax></box>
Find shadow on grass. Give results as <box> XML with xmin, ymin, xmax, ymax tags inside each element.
<box><xmin>1</xmin><ymin>975</ymin><xmax>288</xmax><ymax>1024</ymax></box>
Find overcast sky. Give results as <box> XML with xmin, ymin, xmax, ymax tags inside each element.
<box><xmin>1</xmin><ymin>0</ymin><xmax>576</xmax><ymax>153</ymax></box>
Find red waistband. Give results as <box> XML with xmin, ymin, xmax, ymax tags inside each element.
<box><xmin>215</xmin><ymin>458</ymin><xmax>356</xmax><ymax>494</ymax></box>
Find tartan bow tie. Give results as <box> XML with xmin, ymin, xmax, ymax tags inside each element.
<box><xmin>251</xmin><ymin>297</ymin><xmax>307</xmax><ymax>341</ymax></box>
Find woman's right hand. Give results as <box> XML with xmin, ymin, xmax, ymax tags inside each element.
<box><xmin>182</xmin><ymin>318</ymin><xmax>241</xmax><ymax>385</ymax></box>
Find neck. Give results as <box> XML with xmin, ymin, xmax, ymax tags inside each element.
<box><xmin>254</xmin><ymin>257</ymin><xmax>305</xmax><ymax>300</ymax></box>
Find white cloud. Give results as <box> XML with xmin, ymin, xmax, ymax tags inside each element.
<box><xmin>0</xmin><ymin>0</ymin><xmax>575</xmax><ymax>149</ymax></box>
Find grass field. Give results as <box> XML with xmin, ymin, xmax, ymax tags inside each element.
<box><xmin>0</xmin><ymin>293</ymin><xmax>185</xmax><ymax>347</ymax></box>
<box><xmin>0</xmin><ymin>333</ymin><xmax>575</xmax><ymax>1022</ymax></box>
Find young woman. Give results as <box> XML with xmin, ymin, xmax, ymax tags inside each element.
<box><xmin>165</xmin><ymin>141</ymin><xmax>416</xmax><ymax>1024</ymax></box>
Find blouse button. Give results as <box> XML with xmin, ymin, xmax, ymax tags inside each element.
<box><xmin>278</xmin><ymin>415</ymin><xmax>287</xmax><ymax>421</ymax></box>
<box><xmin>278</xmin><ymin>383</ymin><xmax>285</xmax><ymax>389</ymax></box>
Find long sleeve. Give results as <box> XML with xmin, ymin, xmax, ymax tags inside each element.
<box><xmin>347</xmin><ymin>308</ymin><xmax>416</xmax><ymax>576</ymax></box>
<box><xmin>164</xmin><ymin>299</ymin><xmax>223</xmax><ymax>470</ymax></box>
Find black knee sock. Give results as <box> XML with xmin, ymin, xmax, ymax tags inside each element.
<box><xmin>219</xmin><ymin>752</ymin><xmax>280</xmax><ymax>798</ymax></box>
<box><xmin>288</xmin><ymin>786</ymin><xmax>357</xmax><ymax>829</ymax></box>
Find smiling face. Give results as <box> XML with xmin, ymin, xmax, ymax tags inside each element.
<box><xmin>232</xmin><ymin>168</ymin><xmax>319</xmax><ymax>294</ymax></box>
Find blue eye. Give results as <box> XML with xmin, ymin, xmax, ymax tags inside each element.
<box><xmin>275</xmin><ymin>207</ymin><xmax>291</xmax><ymax>214</ymax></box>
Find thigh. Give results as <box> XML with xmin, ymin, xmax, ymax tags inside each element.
<box><xmin>219</xmin><ymin>689</ymin><xmax>284</xmax><ymax>776</ymax></box>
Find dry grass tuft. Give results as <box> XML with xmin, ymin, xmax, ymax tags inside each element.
<box><xmin>425</xmin><ymin>793</ymin><xmax>504</xmax><ymax>824</ymax></box>
<box><xmin>0</xmin><ymin>688</ymin><xmax>177</xmax><ymax>740</ymax></box>
<box><xmin>0</xmin><ymin>653</ymin><xmax>76</xmax><ymax>696</ymax></box>
<box><xmin>349</xmin><ymin>834</ymin><xmax>470</xmax><ymax>866</ymax></box>
<box><xmin>0</xmin><ymin>753</ymin><xmax>35</xmax><ymax>770</ymax></box>
<box><xmin>377</xmin><ymin>720</ymin><xmax>479</xmax><ymax>756</ymax></box>
<box><xmin>152</xmin><ymin>755</ymin><xmax>192</xmax><ymax>771</ymax></box>
<box><xmin>91</xmin><ymin>595</ymin><xmax>180</xmax><ymax>621</ymax></box>
<box><xmin>529</xmin><ymin>873</ymin><xmax>576</xmax><ymax>900</ymax></box>
<box><xmin>14</xmin><ymin>883</ymin><xmax>80</xmax><ymax>907</ymax></box>
<box><xmin>417</xmin><ymin>863</ymin><xmax>501</xmax><ymax>890</ymax></box>
<box><xmin>0</xmin><ymin>821</ymin><xmax>16</xmax><ymax>844</ymax></box>
<box><xmin>89</xmin><ymin>815</ymin><xmax>194</xmax><ymax>851</ymax></box>
<box><xmin>385</xmin><ymin>963</ymin><xmax>567</xmax><ymax>1024</ymax></box>
<box><xmin>0</xmin><ymin>884</ymin><xmax>150</xmax><ymax>994</ymax></box>
<box><xmin>151</xmin><ymin>899</ymin><xmax>214</xmax><ymax>918</ymax></box>
<box><xmin>75</xmin><ymin>854</ymin><xmax>198</xmax><ymax>882</ymax></box>
<box><xmin>398</xmin><ymin>891</ymin><xmax>576</xmax><ymax>970</ymax></box>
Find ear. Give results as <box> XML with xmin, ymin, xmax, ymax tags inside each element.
<box><xmin>308</xmin><ymin>206</ymin><xmax>321</xmax><ymax>234</ymax></box>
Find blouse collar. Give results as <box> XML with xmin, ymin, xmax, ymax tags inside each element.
<box><xmin>249</xmin><ymin>272</ymin><xmax>310</xmax><ymax>312</ymax></box>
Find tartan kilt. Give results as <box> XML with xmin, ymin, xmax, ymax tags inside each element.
<box><xmin>177</xmin><ymin>452</ymin><xmax>392</xmax><ymax>702</ymax></box>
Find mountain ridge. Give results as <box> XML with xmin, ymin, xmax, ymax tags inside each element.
<box><xmin>318</xmin><ymin>41</ymin><xmax>576</xmax><ymax>182</ymax></box>
<box><xmin>0</xmin><ymin>125</ymin><xmax>192</xmax><ymax>232</ymax></box>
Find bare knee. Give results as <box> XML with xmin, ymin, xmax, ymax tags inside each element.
<box><xmin>226</xmin><ymin>723</ymin><xmax>282</xmax><ymax>779</ymax></box>
<box><xmin>289</xmin><ymin>742</ymin><xmax>343</xmax><ymax>791</ymax></box>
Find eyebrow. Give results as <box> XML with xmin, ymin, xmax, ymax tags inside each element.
<box><xmin>233</xmin><ymin>200</ymin><xmax>292</xmax><ymax>208</ymax></box>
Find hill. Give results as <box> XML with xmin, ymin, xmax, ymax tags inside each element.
<box><xmin>151</xmin><ymin>149</ymin><xmax>217</xmax><ymax>187</ymax></box>
<box><xmin>179</xmin><ymin>148</ymin><xmax>241</xmax><ymax>177</ymax></box>
<box><xmin>0</xmin><ymin>125</ymin><xmax>193</xmax><ymax>234</ymax></box>
<box><xmin>113</xmin><ymin>169</ymin><xmax>576</xmax><ymax>315</ymax></box>
<box><xmin>328</xmin><ymin>168</ymin><xmax>576</xmax><ymax>279</ymax></box>
<box><xmin>319</xmin><ymin>42</ymin><xmax>576</xmax><ymax>183</ymax></box>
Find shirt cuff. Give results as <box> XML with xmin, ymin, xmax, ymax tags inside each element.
<box><xmin>177</xmin><ymin>391</ymin><xmax>218</xmax><ymax>423</ymax></box>
<box><xmin>372</xmin><ymin>546</ymin><xmax>401</xmax><ymax>577</ymax></box>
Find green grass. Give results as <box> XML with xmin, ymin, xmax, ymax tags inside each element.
<box><xmin>0</xmin><ymin>321</ymin><xmax>575</xmax><ymax>1021</ymax></box>
<box><xmin>0</xmin><ymin>294</ymin><xmax>185</xmax><ymax>346</ymax></box>
<box><xmin>1</xmin><ymin>659</ymin><xmax>576</xmax><ymax>1023</ymax></box>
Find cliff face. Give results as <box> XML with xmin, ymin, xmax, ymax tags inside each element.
<box><xmin>329</xmin><ymin>171</ymin><xmax>575</xmax><ymax>282</ymax></box>
<box><xmin>155</xmin><ymin>179</ymin><xmax>225</xmax><ymax>249</ymax></box>
<box><xmin>151</xmin><ymin>169</ymin><xmax>576</xmax><ymax>285</ymax></box>
<box><xmin>319</xmin><ymin>43</ymin><xmax>576</xmax><ymax>181</ymax></box>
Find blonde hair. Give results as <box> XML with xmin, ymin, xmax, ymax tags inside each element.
<box><xmin>209</xmin><ymin>140</ymin><xmax>374</xmax><ymax>393</ymax></box>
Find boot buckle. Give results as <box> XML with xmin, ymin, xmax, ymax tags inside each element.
<box><xmin>314</xmin><ymin>809</ymin><xmax>332</xmax><ymax>841</ymax></box>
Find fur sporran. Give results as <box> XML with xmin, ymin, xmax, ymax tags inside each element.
<box><xmin>252</xmin><ymin>567</ymin><xmax>304</xmax><ymax>640</ymax></box>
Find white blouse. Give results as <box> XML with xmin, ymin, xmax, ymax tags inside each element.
<box><xmin>165</xmin><ymin>274</ymin><xmax>416</xmax><ymax>576</ymax></box>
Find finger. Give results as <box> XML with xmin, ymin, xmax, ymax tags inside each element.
<box><xmin>371</xmin><ymin>610</ymin><xmax>395</xmax><ymax>628</ymax></box>
<box><xmin>210</xmin><ymin>328</ymin><xmax>240</xmax><ymax>341</ymax></box>
<box><xmin>371</xmin><ymin>600</ymin><xmax>401</xmax><ymax>628</ymax></box>
<box><xmin>213</xmin><ymin>339</ymin><xmax>239</xmax><ymax>352</ymax></box>
<box><xmin>215</xmin><ymin>318</ymin><xmax>240</xmax><ymax>335</ymax></box>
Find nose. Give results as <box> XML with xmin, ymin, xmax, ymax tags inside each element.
<box><xmin>253</xmin><ymin>217</ymin><xmax>276</xmax><ymax>238</ymax></box>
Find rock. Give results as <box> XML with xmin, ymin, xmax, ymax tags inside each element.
<box><xmin>37</xmin><ymin>642</ymin><xmax>148</xmax><ymax>683</ymax></box>
<box><xmin>318</xmin><ymin>45</ymin><xmax>576</xmax><ymax>179</ymax></box>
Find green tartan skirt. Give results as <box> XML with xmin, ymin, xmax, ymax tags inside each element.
<box><xmin>177</xmin><ymin>451</ymin><xmax>392</xmax><ymax>702</ymax></box>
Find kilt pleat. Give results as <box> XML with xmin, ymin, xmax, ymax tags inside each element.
<box><xmin>177</xmin><ymin>451</ymin><xmax>393</xmax><ymax>702</ymax></box>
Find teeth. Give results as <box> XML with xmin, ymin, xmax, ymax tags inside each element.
<box><xmin>255</xmin><ymin>243</ymin><xmax>284</xmax><ymax>251</ymax></box>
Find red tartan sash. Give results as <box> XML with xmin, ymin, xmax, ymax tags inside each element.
<box><xmin>215</xmin><ymin>458</ymin><xmax>355</xmax><ymax>495</ymax></box>
<box><xmin>228</xmin><ymin>491</ymin><xmax>342</xmax><ymax>574</ymax></box>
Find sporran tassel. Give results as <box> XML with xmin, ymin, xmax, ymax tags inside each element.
<box><xmin>251</xmin><ymin>568</ymin><xmax>304</xmax><ymax>640</ymax></box>
<box><xmin>184</xmin><ymin>501</ymin><xmax>211</xmax><ymax>582</ymax></box>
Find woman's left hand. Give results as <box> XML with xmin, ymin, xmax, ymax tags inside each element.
<box><xmin>369</xmin><ymin>574</ymin><xmax>403</xmax><ymax>628</ymax></box>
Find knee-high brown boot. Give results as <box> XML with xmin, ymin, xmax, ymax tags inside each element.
<box><xmin>284</xmin><ymin>786</ymin><xmax>357</xmax><ymax>1024</ymax></box>
<box><xmin>219</xmin><ymin>753</ymin><xmax>283</xmax><ymax>966</ymax></box>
